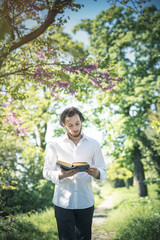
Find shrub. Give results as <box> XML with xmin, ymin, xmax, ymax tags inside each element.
<box><xmin>106</xmin><ymin>197</ymin><xmax>160</xmax><ymax>240</ymax></box>
<box><xmin>0</xmin><ymin>208</ymin><xmax>58</xmax><ymax>240</ymax></box>
<box><xmin>4</xmin><ymin>180</ymin><xmax>54</xmax><ymax>213</ymax></box>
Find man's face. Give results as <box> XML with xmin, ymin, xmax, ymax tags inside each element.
<box><xmin>63</xmin><ymin>114</ymin><xmax>82</xmax><ymax>139</ymax></box>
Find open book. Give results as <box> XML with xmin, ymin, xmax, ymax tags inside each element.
<box><xmin>57</xmin><ymin>160</ymin><xmax>89</xmax><ymax>172</ymax></box>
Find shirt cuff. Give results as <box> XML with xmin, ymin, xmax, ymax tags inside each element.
<box><xmin>52</xmin><ymin>170</ymin><xmax>65</xmax><ymax>184</ymax></box>
<box><xmin>94</xmin><ymin>168</ymin><xmax>106</xmax><ymax>181</ymax></box>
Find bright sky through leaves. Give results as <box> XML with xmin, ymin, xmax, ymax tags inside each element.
<box><xmin>63</xmin><ymin>0</ymin><xmax>160</xmax><ymax>45</ymax></box>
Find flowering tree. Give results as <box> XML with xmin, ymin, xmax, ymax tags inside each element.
<box><xmin>0</xmin><ymin>0</ymin><xmax>151</xmax><ymax>94</ymax></box>
<box><xmin>0</xmin><ymin>0</ymin><xmax>84</xmax><ymax>66</ymax></box>
<box><xmin>0</xmin><ymin>0</ymin><xmax>151</xmax><ymax>65</ymax></box>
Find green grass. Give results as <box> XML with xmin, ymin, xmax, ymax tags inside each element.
<box><xmin>0</xmin><ymin>208</ymin><xmax>58</xmax><ymax>240</ymax></box>
<box><xmin>106</xmin><ymin>197</ymin><xmax>160</xmax><ymax>240</ymax></box>
<box><xmin>1</xmin><ymin>183</ymin><xmax>159</xmax><ymax>240</ymax></box>
<box><xmin>0</xmin><ymin>181</ymin><xmax>105</xmax><ymax>240</ymax></box>
<box><xmin>101</xmin><ymin>182</ymin><xmax>159</xmax><ymax>207</ymax></box>
<box><xmin>93</xmin><ymin>180</ymin><xmax>106</xmax><ymax>207</ymax></box>
<box><xmin>97</xmin><ymin>182</ymin><xmax>160</xmax><ymax>240</ymax></box>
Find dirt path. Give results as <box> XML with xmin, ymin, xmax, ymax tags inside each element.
<box><xmin>92</xmin><ymin>196</ymin><xmax>115</xmax><ymax>240</ymax></box>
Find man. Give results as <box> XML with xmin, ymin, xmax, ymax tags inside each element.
<box><xmin>43</xmin><ymin>107</ymin><xmax>106</xmax><ymax>240</ymax></box>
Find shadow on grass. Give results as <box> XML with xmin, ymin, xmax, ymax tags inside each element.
<box><xmin>1</xmin><ymin>220</ymin><xmax>58</xmax><ymax>240</ymax></box>
<box><xmin>92</xmin><ymin>209</ymin><xmax>116</xmax><ymax>240</ymax></box>
<box><xmin>93</xmin><ymin>209</ymin><xmax>111</xmax><ymax>219</ymax></box>
<box><xmin>93</xmin><ymin>195</ymin><xmax>114</xmax><ymax>221</ymax></box>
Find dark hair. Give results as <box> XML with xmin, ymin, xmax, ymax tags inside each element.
<box><xmin>60</xmin><ymin>107</ymin><xmax>85</xmax><ymax>126</ymax></box>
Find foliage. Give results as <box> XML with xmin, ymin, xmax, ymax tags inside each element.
<box><xmin>0</xmin><ymin>85</ymin><xmax>62</xmax><ymax>212</ymax></box>
<box><xmin>95</xmin><ymin>183</ymin><xmax>160</xmax><ymax>240</ymax></box>
<box><xmin>0</xmin><ymin>11</ymin><xmax>122</xmax><ymax>215</ymax></box>
<box><xmin>108</xmin><ymin>0</ymin><xmax>152</xmax><ymax>15</ymax></box>
<box><xmin>74</xmin><ymin>4</ymin><xmax>160</xmax><ymax>195</ymax></box>
<box><xmin>0</xmin><ymin>208</ymin><xmax>58</xmax><ymax>240</ymax></box>
<box><xmin>148</xmin><ymin>101</ymin><xmax>160</xmax><ymax>153</ymax></box>
<box><xmin>106</xmin><ymin>198</ymin><xmax>160</xmax><ymax>240</ymax></box>
<box><xmin>0</xmin><ymin>0</ymin><xmax>84</xmax><ymax>66</ymax></box>
<box><xmin>0</xmin><ymin>0</ymin><xmax>158</xmax><ymax>225</ymax></box>
<box><xmin>0</xmin><ymin>169</ymin><xmax>18</xmax><ymax>232</ymax></box>
<box><xmin>0</xmin><ymin>183</ymin><xmax>159</xmax><ymax>240</ymax></box>
<box><xmin>0</xmin><ymin>1</ymin><xmax>122</xmax><ymax>104</ymax></box>
<box><xmin>0</xmin><ymin>19</ymin><xmax>96</xmax><ymax>215</ymax></box>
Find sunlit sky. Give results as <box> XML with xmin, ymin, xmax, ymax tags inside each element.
<box><xmin>63</xmin><ymin>0</ymin><xmax>160</xmax><ymax>44</ymax></box>
<box><xmin>63</xmin><ymin>0</ymin><xmax>111</xmax><ymax>45</ymax></box>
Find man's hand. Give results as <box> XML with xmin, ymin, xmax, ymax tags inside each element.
<box><xmin>59</xmin><ymin>167</ymin><xmax>80</xmax><ymax>180</ymax></box>
<box><xmin>85</xmin><ymin>166</ymin><xmax>100</xmax><ymax>179</ymax></box>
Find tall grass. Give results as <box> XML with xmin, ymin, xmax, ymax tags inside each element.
<box><xmin>106</xmin><ymin>197</ymin><xmax>160</xmax><ymax>240</ymax></box>
<box><xmin>1</xmin><ymin>183</ymin><xmax>159</xmax><ymax>240</ymax></box>
<box><xmin>0</xmin><ymin>208</ymin><xmax>58</xmax><ymax>240</ymax></box>
<box><xmin>99</xmin><ymin>183</ymin><xmax>160</xmax><ymax>240</ymax></box>
<box><xmin>0</xmin><ymin>181</ymin><xmax>104</xmax><ymax>240</ymax></box>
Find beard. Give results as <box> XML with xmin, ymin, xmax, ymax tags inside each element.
<box><xmin>68</xmin><ymin>127</ymin><xmax>82</xmax><ymax>138</ymax></box>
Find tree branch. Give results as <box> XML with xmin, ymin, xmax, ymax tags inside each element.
<box><xmin>8</xmin><ymin>9</ymin><xmax>57</xmax><ymax>51</ymax></box>
<box><xmin>0</xmin><ymin>0</ymin><xmax>71</xmax><ymax>67</ymax></box>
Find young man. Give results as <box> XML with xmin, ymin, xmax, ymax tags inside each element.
<box><xmin>43</xmin><ymin>107</ymin><xmax>106</xmax><ymax>240</ymax></box>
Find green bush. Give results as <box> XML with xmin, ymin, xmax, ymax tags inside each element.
<box><xmin>4</xmin><ymin>180</ymin><xmax>54</xmax><ymax>213</ymax></box>
<box><xmin>0</xmin><ymin>208</ymin><xmax>58</xmax><ymax>240</ymax></box>
<box><xmin>106</xmin><ymin>197</ymin><xmax>160</xmax><ymax>240</ymax></box>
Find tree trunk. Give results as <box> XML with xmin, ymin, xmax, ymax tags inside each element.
<box><xmin>133</xmin><ymin>146</ymin><xmax>148</xmax><ymax>197</ymax></box>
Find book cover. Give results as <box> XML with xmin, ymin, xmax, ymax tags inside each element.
<box><xmin>57</xmin><ymin>160</ymin><xmax>89</xmax><ymax>172</ymax></box>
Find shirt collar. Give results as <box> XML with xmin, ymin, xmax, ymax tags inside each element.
<box><xmin>82</xmin><ymin>132</ymin><xmax>89</xmax><ymax>141</ymax></box>
<box><xmin>62</xmin><ymin>132</ymin><xmax>89</xmax><ymax>141</ymax></box>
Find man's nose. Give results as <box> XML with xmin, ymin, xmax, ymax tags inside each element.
<box><xmin>73</xmin><ymin>125</ymin><xmax>78</xmax><ymax>131</ymax></box>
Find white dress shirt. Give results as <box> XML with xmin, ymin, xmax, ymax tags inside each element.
<box><xmin>43</xmin><ymin>133</ymin><xmax>106</xmax><ymax>209</ymax></box>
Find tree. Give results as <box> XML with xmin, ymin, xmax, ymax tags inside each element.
<box><xmin>0</xmin><ymin>0</ymin><xmax>85</xmax><ymax>67</ymax></box>
<box><xmin>1</xmin><ymin>82</ymin><xmax>67</xmax><ymax>211</ymax></box>
<box><xmin>1</xmin><ymin>25</ymin><xmax>114</xmax><ymax>212</ymax></box>
<box><xmin>0</xmin><ymin>0</ymin><xmax>152</xmax><ymax>66</ymax></box>
<box><xmin>0</xmin><ymin>0</ymin><xmax>156</xmax><ymax>215</ymax></box>
<box><xmin>74</xmin><ymin>4</ymin><xmax>160</xmax><ymax>196</ymax></box>
<box><xmin>0</xmin><ymin>0</ymin><xmax>153</xmax><ymax>96</ymax></box>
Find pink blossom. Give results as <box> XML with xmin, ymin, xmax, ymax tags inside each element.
<box><xmin>16</xmin><ymin>127</ymin><xmax>28</xmax><ymax>136</ymax></box>
<box><xmin>46</xmin><ymin>47</ymin><xmax>56</xmax><ymax>55</ymax></box>
<box><xmin>25</xmin><ymin>0</ymin><xmax>43</xmax><ymax>11</ymax></box>
<box><xmin>4</xmin><ymin>111</ymin><xmax>20</xmax><ymax>125</ymax></box>
<box><xmin>36</xmin><ymin>52</ymin><xmax>45</xmax><ymax>60</ymax></box>
<box><xmin>102</xmin><ymin>86</ymin><xmax>112</xmax><ymax>91</ymax></box>
<box><xmin>10</xmin><ymin>111</ymin><xmax>16</xmax><ymax>117</ymax></box>
<box><xmin>51</xmin><ymin>92</ymin><xmax>61</xmax><ymax>99</ymax></box>
<box><xmin>68</xmin><ymin>89</ymin><xmax>76</xmax><ymax>95</ymax></box>
<box><xmin>39</xmin><ymin>80</ymin><xmax>46</xmax><ymax>84</ymax></box>
<box><xmin>89</xmin><ymin>72</ymin><xmax>121</xmax><ymax>91</ymax></box>
<box><xmin>51</xmin><ymin>80</ymin><xmax>71</xmax><ymax>89</ymax></box>
<box><xmin>63</xmin><ymin>64</ymin><xmax>98</xmax><ymax>74</ymax></box>
<box><xmin>3</xmin><ymin>99</ymin><xmax>14</xmax><ymax>107</ymax></box>
<box><xmin>4</xmin><ymin>115</ymin><xmax>19</xmax><ymax>125</ymax></box>
<box><xmin>90</xmin><ymin>79</ymin><xmax>100</xmax><ymax>87</ymax></box>
<box><xmin>35</xmin><ymin>66</ymin><xmax>43</xmax><ymax>74</ymax></box>
<box><xmin>114</xmin><ymin>77</ymin><xmax>122</xmax><ymax>81</ymax></box>
<box><xmin>4</xmin><ymin>111</ymin><xmax>29</xmax><ymax>136</ymax></box>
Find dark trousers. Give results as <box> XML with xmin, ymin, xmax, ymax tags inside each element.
<box><xmin>54</xmin><ymin>205</ymin><xmax>94</xmax><ymax>240</ymax></box>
